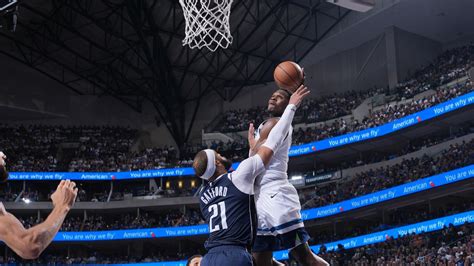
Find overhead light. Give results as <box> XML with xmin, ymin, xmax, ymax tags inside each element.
<box><xmin>291</xmin><ymin>175</ymin><xmax>302</xmax><ymax>180</ymax></box>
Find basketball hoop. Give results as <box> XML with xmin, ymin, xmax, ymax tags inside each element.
<box><xmin>179</xmin><ymin>0</ymin><xmax>234</xmax><ymax>52</ymax></box>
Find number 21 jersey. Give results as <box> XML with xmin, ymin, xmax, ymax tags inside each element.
<box><xmin>199</xmin><ymin>173</ymin><xmax>256</xmax><ymax>250</ymax></box>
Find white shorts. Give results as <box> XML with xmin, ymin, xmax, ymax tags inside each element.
<box><xmin>255</xmin><ymin>174</ymin><xmax>304</xmax><ymax>236</ymax></box>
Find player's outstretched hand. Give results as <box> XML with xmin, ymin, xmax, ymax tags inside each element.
<box><xmin>289</xmin><ymin>85</ymin><xmax>310</xmax><ymax>108</ymax></box>
<box><xmin>247</xmin><ymin>123</ymin><xmax>257</xmax><ymax>150</ymax></box>
<box><xmin>51</xmin><ymin>180</ymin><xmax>78</xmax><ymax>211</ymax></box>
<box><xmin>248</xmin><ymin>123</ymin><xmax>256</xmax><ymax>151</ymax></box>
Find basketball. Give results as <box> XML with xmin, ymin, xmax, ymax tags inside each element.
<box><xmin>273</xmin><ymin>61</ymin><xmax>304</xmax><ymax>93</ymax></box>
<box><xmin>0</xmin><ymin>1</ymin><xmax>470</xmax><ymax>265</ymax></box>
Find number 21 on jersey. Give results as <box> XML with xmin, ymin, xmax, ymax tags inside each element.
<box><xmin>208</xmin><ymin>201</ymin><xmax>228</xmax><ymax>232</ymax></box>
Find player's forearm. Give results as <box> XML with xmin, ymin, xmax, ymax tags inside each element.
<box><xmin>249</xmin><ymin>142</ymin><xmax>262</xmax><ymax>157</ymax></box>
<box><xmin>263</xmin><ymin>104</ymin><xmax>296</xmax><ymax>152</ymax></box>
<box><xmin>24</xmin><ymin>206</ymin><xmax>69</xmax><ymax>257</ymax></box>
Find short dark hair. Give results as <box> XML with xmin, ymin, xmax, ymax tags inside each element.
<box><xmin>276</xmin><ymin>88</ymin><xmax>292</xmax><ymax>99</ymax></box>
<box><xmin>193</xmin><ymin>151</ymin><xmax>208</xmax><ymax>177</ymax></box>
<box><xmin>186</xmin><ymin>254</ymin><xmax>202</xmax><ymax>266</ymax></box>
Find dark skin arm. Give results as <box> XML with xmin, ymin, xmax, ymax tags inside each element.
<box><xmin>0</xmin><ymin>151</ymin><xmax>78</xmax><ymax>260</ymax></box>
<box><xmin>0</xmin><ymin>180</ymin><xmax>77</xmax><ymax>259</ymax></box>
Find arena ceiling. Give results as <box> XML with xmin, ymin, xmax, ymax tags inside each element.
<box><xmin>303</xmin><ymin>0</ymin><xmax>474</xmax><ymax>65</ymax></box>
<box><xmin>0</xmin><ymin>0</ymin><xmax>350</xmax><ymax>145</ymax></box>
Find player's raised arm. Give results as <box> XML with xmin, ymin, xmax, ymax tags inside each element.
<box><xmin>230</xmin><ymin>86</ymin><xmax>309</xmax><ymax>195</ymax></box>
<box><xmin>256</xmin><ymin>85</ymin><xmax>309</xmax><ymax>166</ymax></box>
<box><xmin>0</xmin><ymin>180</ymin><xmax>77</xmax><ymax>259</ymax></box>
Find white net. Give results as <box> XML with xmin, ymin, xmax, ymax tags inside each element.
<box><xmin>179</xmin><ymin>0</ymin><xmax>234</xmax><ymax>52</ymax></box>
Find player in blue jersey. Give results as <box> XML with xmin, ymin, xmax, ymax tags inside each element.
<box><xmin>192</xmin><ymin>86</ymin><xmax>310</xmax><ymax>266</ymax></box>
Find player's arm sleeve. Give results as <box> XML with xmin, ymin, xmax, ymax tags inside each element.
<box><xmin>262</xmin><ymin>104</ymin><xmax>296</xmax><ymax>152</ymax></box>
<box><xmin>230</xmin><ymin>154</ymin><xmax>265</xmax><ymax>195</ymax></box>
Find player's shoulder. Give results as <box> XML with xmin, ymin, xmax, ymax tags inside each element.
<box><xmin>260</xmin><ymin>117</ymin><xmax>279</xmax><ymax>130</ymax></box>
<box><xmin>256</xmin><ymin>117</ymin><xmax>279</xmax><ymax>138</ymax></box>
<box><xmin>265</xmin><ymin>117</ymin><xmax>279</xmax><ymax>124</ymax></box>
<box><xmin>220</xmin><ymin>173</ymin><xmax>234</xmax><ymax>186</ymax></box>
<box><xmin>197</xmin><ymin>184</ymin><xmax>208</xmax><ymax>196</ymax></box>
<box><xmin>202</xmin><ymin>174</ymin><xmax>230</xmax><ymax>190</ymax></box>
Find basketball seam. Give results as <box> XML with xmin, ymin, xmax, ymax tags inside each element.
<box><xmin>276</xmin><ymin>65</ymin><xmax>301</xmax><ymax>90</ymax></box>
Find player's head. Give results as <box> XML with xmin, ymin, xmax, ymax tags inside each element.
<box><xmin>186</xmin><ymin>254</ymin><xmax>202</xmax><ymax>266</ymax></box>
<box><xmin>0</xmin><ymin>152</ymin><xmax>8</xmax><ymax>183</ymax></box>
<box><xmin>267</xmin><ymin>89</ymin><xmax>291</xmax><ymax>116</ymax></box>
<box><xmin>193</xmin><ymin>149</ymin><xmax>232</xmax><ymax>181</ymax></box>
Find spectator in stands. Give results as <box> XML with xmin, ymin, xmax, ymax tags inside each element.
<box><xmin>300</xmin><ymin>139</ymin><xmax>474</xmax><ymax>208</ymax></box>
<box><xmin>317</xmin><ymin>222</ymin><xmax>473</xmax><ymax>265</ymax></box>
<box><xmin>187</xmin><ymin>254</ymin><xmax>202</xmax><ymax>266</ymax></box>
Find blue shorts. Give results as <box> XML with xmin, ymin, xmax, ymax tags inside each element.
<box><xmin>252</xmin><ymin>228</ymin><xmax>311</xmax><ymax>252</ymax></box>
<box><xmin>201</xmin><ymin>245</ymin><xmax>253</xmax><ymax>266</ymax></box>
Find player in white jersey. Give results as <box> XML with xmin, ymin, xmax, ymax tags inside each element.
<box><xmin>193</xmin><ymin>87</ymin><xmax>309</xmax><ymax>266</ymax></box>
<box><xmin>249</xmin><ymin>87</ymin><xmax>328</xmax><ymax>266</ymax></box>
